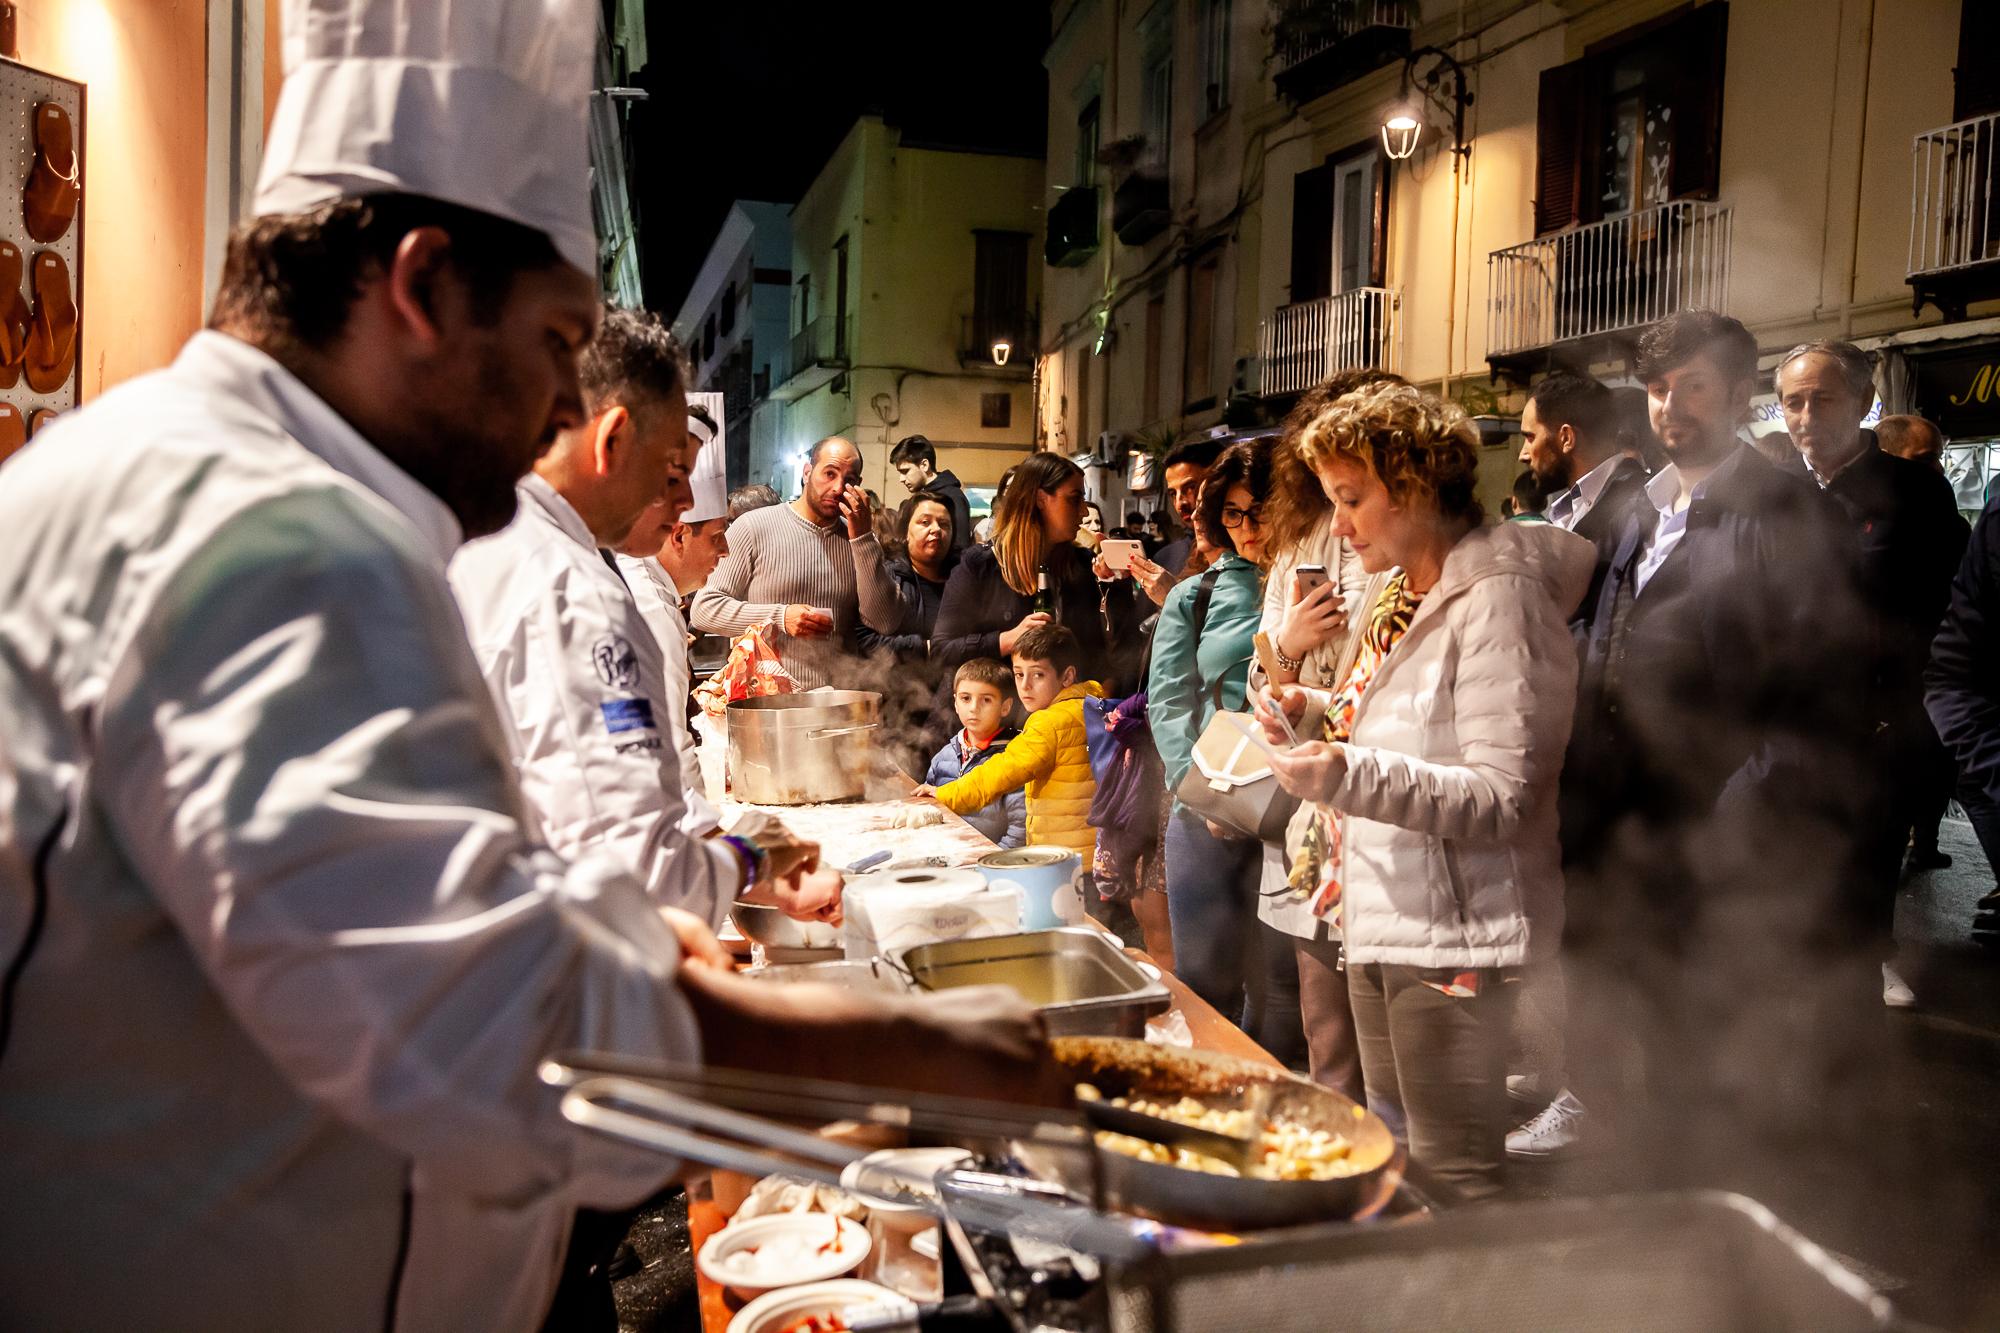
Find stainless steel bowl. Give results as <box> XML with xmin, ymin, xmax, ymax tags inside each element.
<box><xmin>896</xmin><ymin>928</ymin><xmax>1171</xmax><ymax>1038</ymax></box>
<box><xmin>727</xmin><ymin>901</ymin><xmax>841</xmax><ymax>953</ymax></box>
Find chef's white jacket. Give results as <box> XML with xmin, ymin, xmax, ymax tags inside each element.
<box><xmin>0</xmin><ymin>333</ymin><xmax>703</xmax><ymax>1332</ymax></box>
<box><xmin>450</xmin><ymin>479</ymin><xmax>736</xmax><ymax>923</ymax></box>
<box><xmin>617</xmin><ymin>551</ymin><xmax>720</xmax><ymax>831</ymax></box>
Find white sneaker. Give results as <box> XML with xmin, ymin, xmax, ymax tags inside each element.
<box><xmin>1506</xmin><ymin>1090</ymin><xmax>1588</xmax><ymax>1159</ymax></box>
<box><xmin>1882</xmin><ymin>963</ymin><xmax>1916</xmax><ymax>1009</ymax></box>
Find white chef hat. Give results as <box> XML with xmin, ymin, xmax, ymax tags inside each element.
<box><xmin>254</xmin><ymin>0</ymin><xmax>600</xmax><ymax>276</ymax></box>
<box><xmin>683</xmin><ymin>406</ymin><xmax>728</xmax><ymax>525</ymax></box>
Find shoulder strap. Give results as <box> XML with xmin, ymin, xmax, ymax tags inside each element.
<box><xmin>1188</xmin><ymin>566</ymin><xmax>1233</xmax><ymax>710</ymax></box>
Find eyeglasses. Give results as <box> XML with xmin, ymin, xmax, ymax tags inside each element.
<box><xmin>1219</xmin><ymin>505</ymin><xmax>1262</xmax><ymax>529</ymax></box>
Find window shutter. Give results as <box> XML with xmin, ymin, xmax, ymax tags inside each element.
<box><xmin>1368</xmin><ymin>149</ymin><xmax>1390</xmax><ymax>288</ymax></box>
<box><xmin>1290</xmin><ymin>162</ymin><xmax>1333</xmax><ymax>302</ymax></box>
<box><xmin>1667</xmin><ymin>2</ymin><xmax>1730</xmax><ymax>200</ymax></box>
<box><xmin>1956</xmin><ymin>0</ymin><xmax>2000</xmax><ymax>121</ymax></box>
<box><xmin>1535</xmin><ymin>60</ymin><xmax>1590</xmax><ymax>235</ymax></box>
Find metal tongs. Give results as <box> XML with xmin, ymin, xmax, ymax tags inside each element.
<box><xmin>540</xmin><ymin>1053</ymin><xmax>1159</xmax><ymax>1262</ymax></box>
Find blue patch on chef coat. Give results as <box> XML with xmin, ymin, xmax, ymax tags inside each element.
<box><xmin>601</xmin><ymin>698</ymin><xmax>657</xmax><ymax>733</ymax></box>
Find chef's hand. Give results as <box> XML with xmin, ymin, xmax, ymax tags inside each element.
<box><xmin>659</xmin><ymin>906</ymin><xmax>734</xmax><ymax>970</ymax></box>
<box><xmin>1254</xmin><ymin>683</ymin><xmax>1310</xmax><ymax>746</ymax></box>
<box><xmin>783</xmin><ymin>604</ymin><xmax>834</xmax><ymax>638</ymax></box>
<box><xmin>680</xmin><ymin>971</ymin><xmax>1071</xmax><ymax>1108</ymax></box>
<box><xmin>997</xmin><ymin>610</ymin><xmax>1052</xmax><ymax>655</ymax></box>
<box><xmin>1278</xmin><ymin>577</ymin><xmax>1347</xmax><ymax>666</ymax></box>
<box><xmin>767</xmin><ymin>865</ymin><xmax>843</xmax><ymax>924</ymax></box>
<box><xmin>1267</xmin><ymin>739</ymin><xmax>1347</xmax><ymax>802</ymax></box>
<box><xmin>839</xmin><ymin>485</ymin><xmax>873</xmax><ymax>540</ymax></box>
<box><xmin>1128</xmin><ymin>553</ymin><xmax>1177</xmax><ymax>607</ymax></box>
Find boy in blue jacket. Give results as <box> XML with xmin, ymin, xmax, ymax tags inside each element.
<box><xmin>925</xmin><ymin>658</ymin><xmax>1026</xmax><ymax>848</ymax></box>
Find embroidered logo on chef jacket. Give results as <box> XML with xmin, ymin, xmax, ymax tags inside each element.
<box><xmin>591</xmin><ymin>634</ymin><xmax>640</xmax><ymax>689</ymax></box>
<box><xmin>600</xmin><ymin>697</ymin><xmax>657</xmax><ymax>733</ymax></box>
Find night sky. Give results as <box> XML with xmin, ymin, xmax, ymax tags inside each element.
<box><xmin>632</xmin><ymin>1</ymin><xmax>1052</xmax><ymax>316</ymax></box>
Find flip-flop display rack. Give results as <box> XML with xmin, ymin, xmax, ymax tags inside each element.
<box><xmin>0</xmin><ymin>56</ymin><xmax>80</xmax><ymax>464</ymax></box>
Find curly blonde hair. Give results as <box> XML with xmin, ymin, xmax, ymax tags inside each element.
<box><xmin>1293</xmin><ymin>382</ymin><xmax>1483</xmax><ymax>525</ymax></box>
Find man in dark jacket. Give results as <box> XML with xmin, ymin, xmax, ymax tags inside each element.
<box><xmin>1563</xmin><ymin>311</ymin><xmax>1886</xmax><ymax>1204</ymax></box>
<box><xmin>890</xmin><ymin>434</ymin><xmax>973</xmax><ymax>551</ymax></box>
<box><xmin>1925</xmin><ymin>496</ymin><xmax>2000</xmax><ymax>949</ymax></box>
<box><xmin>1770</xmin><ymin>341</ymin><xmax>1968</xmax><ymax>888</ymax></box>
<box><xmin>1519</xmin><ymin>369</ymin><xmax>1651</xmax><ymax>631</ymax></box>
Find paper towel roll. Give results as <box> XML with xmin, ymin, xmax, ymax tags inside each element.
<box><xmin>842</xmin><ymin>866</ymin><xmax>1023</xmax><ymax>960</ymax></box>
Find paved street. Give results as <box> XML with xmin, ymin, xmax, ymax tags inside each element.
<box><xmin>1516</xmin><ymin>813</ymin><xmax>2000</xmax><ymax>1331</ymax></box>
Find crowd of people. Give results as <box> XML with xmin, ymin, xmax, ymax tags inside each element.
<box><xmin>6</xmin><ymin>3</ymin><xmax>1999</xmax><ymax>1325</ymax></box>
<box><xmin>711</xmin><ymin>309</ymin><xmax>1993</xmax><ymax>1210</ymax></box>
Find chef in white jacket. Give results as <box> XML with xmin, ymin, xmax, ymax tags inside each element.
<box><xmin>448</xmin><ymin>310</ymin><xmax>819</xmax><ymax>928</ymax></box>
<box><xmin>617</xmin><ymin>402</ymin><xmax>731</xmax><ymax>822</ymax></box>
<box><xmin>0</xmin><ymin>3</ymin><xmax>1055</xmax><ymax>1330</ymax></box>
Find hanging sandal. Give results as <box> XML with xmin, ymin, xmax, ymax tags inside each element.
<box><xmin>0</xmin><ymin>404</ymin><xmax>24</xmax><ymax>466</ymax></box>
<box><xmin>26</xmin><ymin>407</ymin><xmax>56</xmax><ymax>437</ymax></box>
<box><xmin>23</xmin><ymin>101</ymin><xmax>77</xmax><ymax>243</ymax></box>
<box><xmin>0</xmin><ymin>242</ymin><xmax>29</xmax><ymax>390</ymax></box>
<box><xmin>24</xmin><ymin>250</ymin><xmax>75</xmax><ymax>394</ymax></box>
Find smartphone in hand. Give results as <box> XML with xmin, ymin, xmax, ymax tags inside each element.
<box><xmin>1099</xmin><ymin>538</ymin><xmax>1144</xmax><ymax>572</ymax></box>
<box><xmin>1294</xmin><ymin>563</ymin><xmax>1330</xmax><ymax>599</ymax></box>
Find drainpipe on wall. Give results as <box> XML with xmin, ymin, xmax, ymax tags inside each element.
<box><xmin>1839</xmin><ymin>0</ymin><xmax>1877</xmax><ymax>338</ymax></box>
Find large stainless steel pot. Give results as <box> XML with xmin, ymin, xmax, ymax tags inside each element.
<box><xmin>726</xmin><ymin>690</ymin><xmax>881</xmax><ymax>804</ymax></box>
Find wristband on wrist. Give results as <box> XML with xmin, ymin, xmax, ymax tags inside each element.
<box><xmin>720</xmin><ymin>833</ymin><xmax>767</xmax><ymax>890</ymax></box>
<box><xmin>1272</xmin><ymin>637</ymin><xmax>1304</xmax><ymax>672</ymax></box>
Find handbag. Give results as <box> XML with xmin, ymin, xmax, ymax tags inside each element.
<box><xmin>1168</xmin><ymin>568</ymin><xmax>1301</xmax><ymax>844</ymax></box>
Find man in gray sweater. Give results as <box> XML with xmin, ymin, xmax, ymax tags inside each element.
<box><xmin>692</xmin><ymin>435</ymin><xmax>909</xmax><ymax>688</ymax></box>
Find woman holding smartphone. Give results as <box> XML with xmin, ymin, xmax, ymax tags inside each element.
<box><xmin>1256</xmin><ymin>381</ymin><xmax>1591</xmax><ymax>1202</ymax></box>
<box><xmin>1253</xmin><ymin>371</ymin><xmax>1401</xmax><ymax>1104</ymax></box>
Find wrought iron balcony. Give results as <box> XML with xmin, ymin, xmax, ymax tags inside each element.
<box><xmin>1256</xmin><ymin>287</ymin><xmax>1402</xmax><ymax>397</ymax></box>
<box><xmin>1910</xmin><ymin>112</ymin><xmax>2000</xmax><ymax>320</ymax></box>
<box><xmin>1486</xmin><ymin>201</ymin><xmax>1734</xmax><ymax>369</ymax></box>
<box><xmin>958</xmin><ymin>312</ymin><xmax>1036</xmax><ymax>370</ymax></box>
<box><xmin>1271</xmin><ymin>0</ymin><xmax>1414</xmax><ymax>106</ymax></box>
<box><xmin>773</xmin><ymin>314</ymin><xmax>852</xmax><ymax>401</ymax></box>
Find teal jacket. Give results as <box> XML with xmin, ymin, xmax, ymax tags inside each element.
<box><xmin>1148</xmin><ymin>552</ymin><xmax>1261</xmax><ymax>798</ymax></box>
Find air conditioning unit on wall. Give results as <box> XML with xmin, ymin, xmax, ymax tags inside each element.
<box><xmin>1096</xmin><ymin>430</ymin><xmax>1130</xmax><ymax>463</ymax></box>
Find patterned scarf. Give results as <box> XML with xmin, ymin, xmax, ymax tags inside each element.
<box><xmin>1288</xmin><ymin>571</ymin><xmax>1425</xmax><ymax>918</ymax></box>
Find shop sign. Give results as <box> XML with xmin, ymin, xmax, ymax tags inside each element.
<box><xmin>1915</xmin><ymin>346</ymin><xmax>2000</xmax><ymax>435</ymax></box>
<box><xmin>1745</xmin><ymin>393</ymin><xmax>1880</xmax><ymax>439</ymax></box>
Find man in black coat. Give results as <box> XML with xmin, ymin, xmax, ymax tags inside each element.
<box><xmin>890</xmin><ymin>434</ymin><xmax>974</xmax><ymax>551</ymax></box>
<box><xmin>1770</xmin><ymin>341</ymin><xmax>1969</xmax><ymax>892</ymax></box>
<box><xmin>1518</xmin><ymin>369</ymin><xmax>1651</xmax><ymax>631</ymax></box>
<box><xmin>1925</xmin><ymin>496</ymin><xmax>2000</xmax><ymax>949</ymax></box>
<box><xmin>1564</xmin><ymin>314</ymin><xmax>1879</xmax><ymax>1176</ymax></box>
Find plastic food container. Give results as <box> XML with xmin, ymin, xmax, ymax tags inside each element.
<box><xmin>726</xmin><ymin>1279</ymin><xmax>916</xmax><ymax>1333</ymax></box>
<box><xmin>697</xmin><ymin>1213</ymin><xmax>870</xmax><ymax>1300</ymax></box>
<box><xmin>839</xmin><ymin>1147</ymin><xmax>973</xmax><ymax>1301</ymax></box>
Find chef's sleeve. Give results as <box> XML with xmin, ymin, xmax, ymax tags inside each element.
<box><xmin>94</xmin><ymin>490</ymin><xmax>703</xmax><ymax>1210</ymax></box>
<box><xmin>478</xmin><ymin>558</ymin><xmax>743</xmax><ymax>929</ymax></box>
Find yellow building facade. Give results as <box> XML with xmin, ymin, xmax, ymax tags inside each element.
<box><xmin>756</xmin><ymin>116</ymin><xmax>1045</xmax><ymax>509</ymax></box>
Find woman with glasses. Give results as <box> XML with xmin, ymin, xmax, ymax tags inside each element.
<box><xmin>1147</xmin><ymin>439</ymin><xmax>1305</xmax><ymax>1063</ymax></box>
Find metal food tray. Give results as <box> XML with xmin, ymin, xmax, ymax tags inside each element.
<box><xmin>741</xmin><ymin>957</ymin><xmax>908</xmax><ymax>994</ymax></box>
<box><xmin>896</xmin><ymin>928</ymin><xmax>1172</xmax><ymax>1038</ymax></box>
<box><xmin>1095</xmin><ymin>1191</ymin><xmax>1896</xmax><ymax>1333</ymax></box>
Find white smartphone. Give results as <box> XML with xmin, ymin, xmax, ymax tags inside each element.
<box><xmin>1099</xmin><ymin>538</ymin><xmax>1144</xmax><ymax>572</ymax></box>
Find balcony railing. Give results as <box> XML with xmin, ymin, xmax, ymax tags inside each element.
<box><xmin>1271</xmin><ymin>0</ymin><xmax>1414</xmax><ymax>104</ymax></box>
<box><xmin>773</xmin><ymin>314</ymin><xmax>853</xmax><ymax>401</ymax></box>
<box><xmin>959</xmin><ymin>312</ymin><xmax>1035</xmax><ymax>368</ymax></box>
<box><xmin>1486</xmin><ymin>201</ymin><xmax>1734</xmax><ymax>362</ymax></box>
<box><xmin>1257</xmin><ymin>288</ymin><xmax>1402</xmax><ymax>397</ymax></box>
<box><xmin>1909</xmin><ymin>113</ymin><xmax>2000</xmax><ymax>322</ymax></box>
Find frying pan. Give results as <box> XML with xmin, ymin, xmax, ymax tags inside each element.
<box><xmin>1047</xmin><ymin>1036</ymin><xmax>1402</xmax><ymax>1231</ymax></box>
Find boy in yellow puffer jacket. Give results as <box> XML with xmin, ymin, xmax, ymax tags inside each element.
<box><xmin>921</xmin><ymin>624</ymin><xmax>1103</xmax><ymax>861</ymax></box>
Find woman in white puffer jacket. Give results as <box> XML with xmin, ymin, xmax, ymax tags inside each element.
<box><xmin>1258</xmin><ymin>382</ymin><xmax>1594</xmax><ymax>1203</ymax></box>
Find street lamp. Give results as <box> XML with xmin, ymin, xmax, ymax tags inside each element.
<box><xmin>1380</xmin><ymin>46</ymin><xmax>1474</xmax><ymax>163</ymax></box>
<box><xmin>990</xmin><ymin>338</ymin><xmax>1012</xmax><ymax>367</ymax></box>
